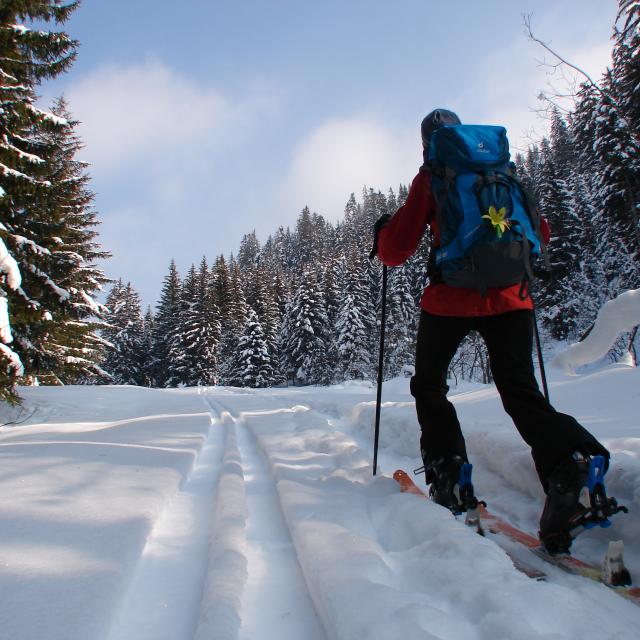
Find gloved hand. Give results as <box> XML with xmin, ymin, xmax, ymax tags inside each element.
<box><xmin>370</xmin><ymin>213</ymin><xmax>392</xmax><ymax>259</ymax></box>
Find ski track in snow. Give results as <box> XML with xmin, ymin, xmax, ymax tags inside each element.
<box><xmin>209</xmin><ymin>396</ymin><xmax>326</xmax><ymax>640</ymax></box>
<box><xmin>107</xmin><ymin>392</ymin><xmax>226</xmax><ymax>640</ymax></box>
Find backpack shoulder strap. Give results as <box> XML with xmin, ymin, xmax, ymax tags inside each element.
<box><xmin>506</xmin><ymin>163</ymin><xmax>551</xmax><ymax>271</ymax></box>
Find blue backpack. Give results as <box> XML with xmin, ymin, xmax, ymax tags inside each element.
<box><xmin>427</xmin><ymin>124</ymin><xmax>544</xmax><ymax>295</ymax></box>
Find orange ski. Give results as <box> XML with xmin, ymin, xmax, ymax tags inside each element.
<box><xmin>394</xmin><ymin>469</ymin><xmax>640</xmax><ymax>606</ymax></box>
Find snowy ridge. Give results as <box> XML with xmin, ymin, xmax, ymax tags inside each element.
<box><xmin>193</xmin><ymin>399</ymin><xmax>248</xmax><ymax>640</ymax></box>
<box><xmin>553</xmin><ymin>289</ymin><xmax>639</xmax><ymax>373</ymax></box>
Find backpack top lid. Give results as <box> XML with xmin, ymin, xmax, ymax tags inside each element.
<box><xmin>428</xmin><ymin>124</ymin><xmax>511</xmax><ymax>174</ymax></box>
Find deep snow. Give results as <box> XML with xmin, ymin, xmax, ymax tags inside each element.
<box><xmin>0</xmin><ymin>364</ymin><xmax>639</xmax><ymax>640</ymax></box>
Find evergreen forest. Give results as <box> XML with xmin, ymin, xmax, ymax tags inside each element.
<box><xmin>1</xmin><ymin>1</ymin><xmax>638</xmax><ymax>398</ymax></box>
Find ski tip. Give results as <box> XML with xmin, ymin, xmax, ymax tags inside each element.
<box><xmin>393</xmin><ymin>469</ymin><xmax>409</xmax><ymax>482</ymax></box>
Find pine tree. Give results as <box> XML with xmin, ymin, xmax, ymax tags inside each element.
<box><xmin>335</xmin><ymin>256</ymin><xmax>372</xmax><ymax>381</ymax></box>
<box><xmin>168</xmin><ymin>264</ymin><xmax>199</xmax><ymax>386</ymax></box>
<box><xmin>180</xmin><ymin>258</ymin><xmax>220</xmax><ymax>386</ymax></box>
<box><xmin>218</xmin><ymin>258</ymin><xmax>249</xmax><ymax>384</ymax></box>
<box><xmin>0</xmin><ymin>0</ymin><xmax>80</xmax><ymax>399</ymax></box>
<box><xmin>252</xmin><ymin>264</ymin><xmax>281</xmax><ymax>369</ymax></box>
<box><xmin>385</xmin><ymin>265</ymin><xmax>416</xmax><ymax>378</ymax></box>
<box><xmin>284</xmin><ymin>268</ymin><xmax>330</xmax><ymax>385</ymax></box>
<box><xmin>141</xmin><ymin>306</ymin><xmax>155</xmax><ymax>387</ymax></box>
<box><xmin>237</xmin><ymin>230</ymin><xmax>261</xmax><ymax>272</ymax></box>
<box><xmin>102</xmin><ymin>281</ymin><xmax>146</xmax><ymax>385</ymax></box>
<box><xmin>152</xmin><ymin>260</ymin><xmax>181</xmax><ymax>387</ymax></box>
<box><xmin>23</xmin><ymin>97</ymin><xmax>109</xmax><ymax>384</ymax></box>
<box><xmin>535</xmin><ymin>133</ymin><xmax>584</xmax><ymax>339</ymax></box>
<box><xmin>608</xmin><ymin>0</ymin><xmax>640</xmax><ymax>268</ymax></box>
<box><xmin>228</xmin><ymin>308</ymin><xmax>273</xmax><ymax>387</ymax></box>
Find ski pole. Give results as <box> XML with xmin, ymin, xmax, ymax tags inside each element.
<box><xmin>372</xmin><ymin>264</ymin><xmax>387</xmax><ymax>476</ymax></box>
<box><xmin>532</xmin><ymin>307</ymin><xmax>550</xmax><ymax>403</ymax></box>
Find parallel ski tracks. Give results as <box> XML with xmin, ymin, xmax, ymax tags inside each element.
<box><xmin>204</xmin><ymin>395</ymin><xmax>327</xmax><ymax>640</ymax></box>
<box><xmin>107</xmin><ymin>392</ymin><xmax>326</xmax><ymax>640</ymax></box>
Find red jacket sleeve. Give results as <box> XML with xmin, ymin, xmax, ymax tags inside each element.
<box><xmin>378</xmin><ymin>171</ymin><xmax>436</xmax><ymax>266</ymax></box>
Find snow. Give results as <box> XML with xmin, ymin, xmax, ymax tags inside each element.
<box><xmin>0</xmin><ymin>367</ymin><xmax>639</xmax><ymax>639</ymax></box>
<box><xmin>26</xmin><ymin>103</ymin><xmax>68</xmax><ymax>127</ymax></box>
<box><xmin>0</xmin><ymin>296</ymin><xmax>13</xmax><ymax>344</ymax></box>
<box><xmin>0</xmin><ymin>342</ymin><xmax>23</xmax><ymax>375</ymax></box>
<box><xmin>553</xmin><ymin>289</ymin><xmax>639</xmax><ymax>373</ymax></box>
<box><xmin>0</xmin><ymin>237</ymin><xmax>22</xmax><ymax>290</ymax></box>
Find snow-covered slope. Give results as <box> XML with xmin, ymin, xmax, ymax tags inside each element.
<box><xmin>0</xmin><ymin>365</ymin><xmax>639</xmax><ymax>640</ymax></box>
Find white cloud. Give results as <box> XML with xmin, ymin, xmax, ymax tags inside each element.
<box><xmin>65</xmin><ymin>60</ymin><xmax>281</xmax><ymax>174</ymax></box>
<box><xmin>278</xmin><ymin>116</ymin><xmax>418</xmax><ymax>220</ymax></box>
<box><xmin>53</xmin><ymin>61</ymin><xmax>284</xmax><ymax>306</ymax></box>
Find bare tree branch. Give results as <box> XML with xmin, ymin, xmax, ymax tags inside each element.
<box><xmin>523</xmin><ymin>13</ymin><xmax>609</xmax><ymax>101</ymax></box>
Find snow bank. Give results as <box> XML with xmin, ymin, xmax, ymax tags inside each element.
<box><xmin>553</xmin><ymin>289</ymin><xmax>639</xmax><ymax>373</ymax></box>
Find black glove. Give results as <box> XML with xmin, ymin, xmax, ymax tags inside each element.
<box><xmin>370</xmin><ymin>213</ymin><xmax>392</xmax><ymax>259</ymax></box>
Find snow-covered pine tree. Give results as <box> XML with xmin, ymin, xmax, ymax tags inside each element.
<box><xmin>292</xmin><ymin>206</ymin><xmax>330</xmax><ymax>273</ymax></box>
<box><xmin>24</xmin><ymin>97</ymin><xmax>109</xmax><ymax>384</ymax></box>
<box><xmin>102</xmin><ymin>281</ymin><xmax>146</xmax><ymax>385</ymax></box>
<box><xmin>535</xmin><ymin>131</ymin><xmax>584</xmax><ymax>340</ymax></box>
<box><xmin>218</xmin><ymin>257</ymin><xmax>249</xmax><ymax>384</ymax></box>
<box><xmin>227</xmin><ymin>308</ymin><xmax>274</xmax><ymax>388</ymax></box>
<box><xmin>152</xmin><ymin>260</ymin><xmax>181</xmax><ymax>387</ymax></box>
<box><xmin>335</xmin><ymin>255</ymin><xmax>372</xmax><ymax>381</ymax></box>
<box><xmin>270</xmin><ymin>269</ymin><xmax>290</xmax><ymax>384</ymax></box>
<box><xmin>606</xmin><ymin>0</ymin><xmax>640</xmax><ymax>271</ymax></box>
<box><xmin>141</xmin><ymin>306</ymin><xmax>155</xmax><ymax>387</ymax></box>
<box><xmin>237</xmin><ymin>230</ymin><xmax>260</xmax><ymax>272</ymax></box>
<box><xmin>284</xmin><ymin>268</ymin><xmax>331</xmax><ymax>385</ymax></box>
<box><xmin>384</xmin><ymin>265</ymin><xmax>416</xmax><ymax>378</ymax></box>
<box><xmin>237</xmin><ymin>230</ymin><xmax>260</xmax><ymax>309</ymax></box>
<box><xmin>272</xmin><ymin>225</ymin><xmax>295</xmax><ymax>272</ymax></box>
<box><xmin>293</xmin><ymin>206</ymin><xmax>314</xmax><ymax>272</ymax></box>
<box><xmin>341</xmin><ymin>193</ymin><xmax>361</xmax><ymax>246</ymax></box>
<box><xmin>185</xmin><ymin>257</ymin><xmax>220</xmax><ymax>386</ymax></box>
<box><xmin>569</xmin><ymin>172</ymin><xmax>609</xmax><ymax>336</ymax></box>
<box><xmin>0</xmin><ymin>0</ymin><xmax>80</xmax><ymax>399</ymax></box>
<box><xmin>318</xmin><ymin>256</ymin><xmax>340</xmax><ymax>380</ymax></box>
<box><xmin>251</xmin><ymin>263</ymin><xmax>281</xmax><ymax>371</ymax></box>
<box><xmin>168</xmin><ymin>264</ymin><xmax>199</xmax><ymax>386</ymax></box>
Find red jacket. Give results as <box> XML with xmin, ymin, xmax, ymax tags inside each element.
<box><xmin>378</xmin><ymin>171</ymin><xmax>550</xmax><ymax>317</ymax></box>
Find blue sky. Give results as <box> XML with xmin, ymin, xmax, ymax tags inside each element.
<box><xmin>38</xmin><ymin>0</ymin><xmax>616</xmax><ymax>307</ymax></box>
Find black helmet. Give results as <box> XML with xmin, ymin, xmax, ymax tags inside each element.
<box><xmin>421</xmin><ymin>109</ymin><xmax>461</xmax><ymax>147</ymax></box>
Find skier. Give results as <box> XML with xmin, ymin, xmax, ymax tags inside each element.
<box><xmin>373</xmin><ymin>108</ymin><xmax>615</xmax><ymax>554</ymax></box>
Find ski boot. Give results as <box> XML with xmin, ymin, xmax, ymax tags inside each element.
<box><xmin>539</xmin><ymin>453</ymin><xmax>627</xmax><ymax>555</ymax></box>
<box><xmin>423</xmin><ymin>456</ymin><xmax>482</xmax><ymax>530</ymax></box>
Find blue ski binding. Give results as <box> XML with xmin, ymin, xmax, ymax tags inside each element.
<box><xmin>570</xmin><ymin>455</ymin><xmax>628</xmax><ymax>536</ymax></box>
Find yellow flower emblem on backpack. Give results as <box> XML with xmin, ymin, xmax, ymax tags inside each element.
<box><xmin>482</xmin><ymin>206</ymin><xmax>511</xmax><ymax>238</ymax></box>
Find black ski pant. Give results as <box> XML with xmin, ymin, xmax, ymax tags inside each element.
<box><xmin>410</xmin><ymin>309</ymin><xmax>609</xmax><ymax>491</ymax></box>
